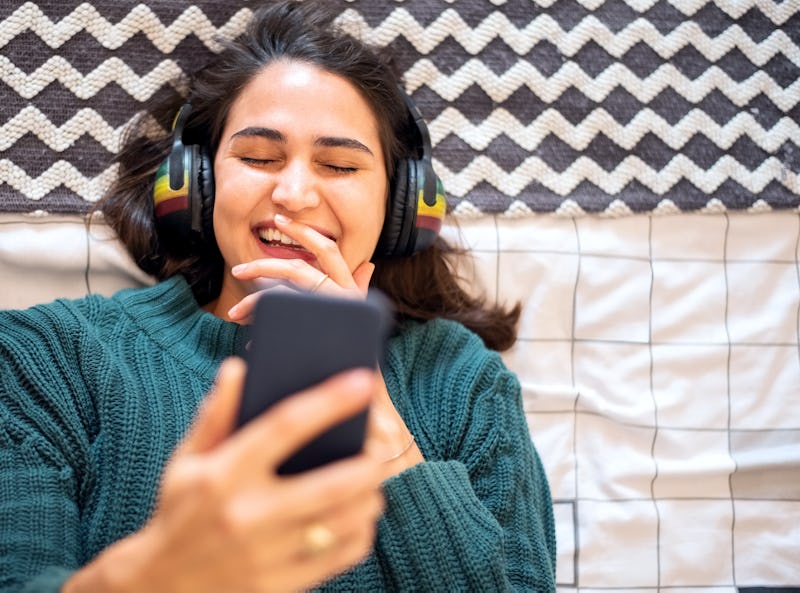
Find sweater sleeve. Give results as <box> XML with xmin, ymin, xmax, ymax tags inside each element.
<box><xmin>372</xmin><ymin>320</ymin><xmax>557</xmax><ymax>592</ymax></box>
<box><xmin>0</xmin><ymin>306</ymin><xmax>90</xmax><ymax>593</ymax></box>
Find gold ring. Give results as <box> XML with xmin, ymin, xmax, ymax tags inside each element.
<box><xmin>310</xmin><ymin>273</ymin><xmax>329</xmax><ymax>293</ymax></box>
<box><xmin>303</xmin><ymin>523</ymin><xmax>336</xmax><ymax>556</ymax></box>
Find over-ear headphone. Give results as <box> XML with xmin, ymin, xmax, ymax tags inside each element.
<box><xmin>153</xmin><ymin>88</ymin><xmax>446</xmax><ymax>258</ymax></box>
<box><xmin>374</xmin><ymin>88</ymin><xmax>447</xmax><ymax>258</ymax></box>
<box><xmin>152</xmin><ymin>103</ymin><xmax>215</xmax><ymax>250</ymax></box>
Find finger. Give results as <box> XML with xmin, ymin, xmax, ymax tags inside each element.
<box><xmin>246</xmin><ymin>449</ymin><xmax>384</xmax><ymax>527</ymax></box>
<box><xmin>227</xmin><ymin>289</ymin><xmax>262</xmax><ymax>322</ymax></box>
<box><xmin>274</xmin><ymin>214</ymin><xmax>355</xmax><ymax>289</ymax></box>
<box><xmin>296</xmin><ymin>486</ymin><xmax>384</xmax><ymax>554</ymax></box>
<box><xmin>178</xmin><ymin>357</ymin><xmax>245</xmax><ymax>456</ymax></box>
<box><xmin>258</xmin><ymin>525</ymin><xmax>376</xmax><ymax>593</ymax></box>
<box><xmin>351</xmin><ymin>261</ymin><xmax>375</xmax><ymax>295</ymax></box>
<box><xmin>219</xmin><ymin>368</ymin><xmax>375</xmax><ymax>473</ymax></box>
<box><xmin>288</xmin><ymin>522</ymin><xmax>380</xmax><ymax>588</ymax></box>
<box><xmin>250</xmin><ymin>482</ymin><xmax>384</xmax><ymax>566</ymax></box>
<box><xmin>232</xmin><ymin>258</ymin><xmax>344</xmax><ymax>297</ymax></box>
<box><xmin>231</xmin><ymin>258</ymin><xmax>306</xmax><ymax>286</ymax></box>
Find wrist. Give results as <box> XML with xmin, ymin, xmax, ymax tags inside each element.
<box><xmin>379</xmin><ymin>432</ymin><xmax>424</xmax><ymax>480</ymax></box>
<box><xmin>381</xmin><ymin>434</ymin><xmax>416</xmax><ymax>463</ymax></box>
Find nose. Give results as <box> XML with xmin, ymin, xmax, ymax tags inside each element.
<box><xmin>270</xmin><ymin>159</ymin><xmax>320</xmax><ymax>211</ymax></box>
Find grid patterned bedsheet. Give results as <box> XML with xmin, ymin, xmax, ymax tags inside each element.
<box><xmin>2</xmin><ymin>210</ymin><xmax>798</xmax><ymax>589</ymax></box>
<box><xmin>452</xmin><ymin>211</ymin><xmax>800</xmax><ymax>589</ymax></box>
<box><xmin>2</xmin><ymin>0</ymin><xmax>798</xmax><ymax>216</ymax></box>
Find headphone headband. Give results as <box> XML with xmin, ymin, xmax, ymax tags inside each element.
<box><xmin>167</xmin><ymin>104</ymin><xmax>192</xmax><ymax>190</ymax></box>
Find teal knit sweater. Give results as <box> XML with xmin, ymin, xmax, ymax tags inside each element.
<box><xmin>0</xmin><ymin>276</ymin><xmax>556</xmax><ymax>591</ymax></box>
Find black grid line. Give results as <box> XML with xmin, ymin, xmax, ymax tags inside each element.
<box><xmin>548</xmin><ymin>494</ymin><xmax>800</xmax><ymax>504</ymax></box>
<box><xmin>551</xmin><ymin>499</ymin><xmax>578</xmax><ymax>588</ymax></box>
<box><xmin>646</xmin><ymin>215</ymin><xmax>663</xmax><ymax>591</ymax></box>
<box><xmin>476</xmin><ymin>248</ymin><xmax>800</xmax><ymax>267</ymax></box>
<box><xmin>559</xmin><ymin>584</ymin><xmax>743</xmax><ymax>590</ymax></box>
<box><xmin>83</xmin><ymin>217</ymin><xmax>92</xmax><ymax>295</ymax></box>
<box><xmin>521</xmin><ymin>407</ymin><xmax>800</xmax><ymax>435</ymax></box>
<box><xmin>722</xmin><ymin>213</ymin><xmax>739</xmax><ymax>588</ymax></box>
<box><xmin>517</xmin><ymin>337</ymin><xmax>799</xmax><ymax>348</ymax></box>
<box><xmin>569</xmin><ymin>216</ymin><xmax>582</xmax><ymax>590</ymax></box>
<box><xmin>492</xmin><ymin>214</ymin><xmax>501</xmax><ymax>307</ymax></box>
<box><xmin>794</xmin><ymin>213</ymin><xmax>800</xmax><ymax>378</ymax></box>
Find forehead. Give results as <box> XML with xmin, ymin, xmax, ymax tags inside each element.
<box><xmin>222</xmin><ymin>60</ymin><xmax>382</xmax><ymax>147</ymax></box>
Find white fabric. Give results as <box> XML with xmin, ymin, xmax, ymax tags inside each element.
<box><xmin>447</xmin><ymin>211</ymin><xmax>800</xmax><ymax>589</ymax></box>
<box><xmin>2</xmin><ymin>211</ymin><xmax>799</xmax><ymax>589</ymax></box>
<box><xmin>0</xmin><ymin>213</ymin><xmax>152</xmax><ymax>308</ymax></box>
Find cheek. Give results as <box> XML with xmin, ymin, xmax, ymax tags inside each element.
<box><xmin>209</xmin><ymin>161</ymin><xmax>250</xmax><ymax>258</ymax></box>
<box><xmin>210</xmin><ymin>160</ymin><xmax>256</xmax><ymax>226</ymax></box>
<box><xmin>358</xmin><ymin>187</ymin><xmax>387</xmax><ymax>239</ymax></box>
<box><xmin>210</xmin><ymin>184</ymin><xmax>233</xmax><ymax>239</ymax></box>
<box><xmin>338</xmin><ymin>190</ymin><xmax>387</xmax><ymax>263</ymax></box>
<box><xmin>210</xmin><ymin>199</ymin><xmax>235</xmax><ymax>266</ymax></box>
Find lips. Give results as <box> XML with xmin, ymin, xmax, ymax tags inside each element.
<box><xmin>252</xmin><ymin>225</ymin><xmax>316</xmax><ymax>263</ymax></box>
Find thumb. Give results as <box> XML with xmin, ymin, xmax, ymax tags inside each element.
<box><xmin>353</xmin><ymin>261</ymin><xmax>376</xmax><ymax>294</ymax></box>
<box><xmin>178</xmin><ymin>357</ymin><xmax>246</xmax><ymax>456</ymax></box>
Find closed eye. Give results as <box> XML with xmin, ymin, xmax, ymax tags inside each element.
<box><xmin>325</xmin><ymin>164</ymin><xmax>357</xmax><ymax>174</ymax></box>
<box><xmin>240</xmin><ymin>157</ymin><xmax>275</xmax><ymax>166</ymax></box>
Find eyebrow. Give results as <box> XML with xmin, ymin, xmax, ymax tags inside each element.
<box><xmin>230</xmin><ymin>127</ymin><xmax>374</xmax><ymax>156</ymax></box>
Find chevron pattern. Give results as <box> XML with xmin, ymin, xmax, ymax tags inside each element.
<box><xmin>1</xmin><ymin>0</ymin><xmax>798</xmax><ymax>216</ymax></box>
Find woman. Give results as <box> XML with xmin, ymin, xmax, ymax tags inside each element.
<box><xmin>0</xmin><ymin>1</ymin><xmax>556</xmax><ymax>591</ymax></box>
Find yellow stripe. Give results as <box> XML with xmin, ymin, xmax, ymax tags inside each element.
<box><xmin>153</xmin><ymin>170</ymin><xmax>188</xmax><ymax>206</ymax></box>
<box><xmin>417</xmin><ymin>189</ymin><xmax>446</xmax><ymax>219</ymax></box>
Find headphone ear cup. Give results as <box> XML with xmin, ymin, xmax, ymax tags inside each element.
<box><xmin>193</xmin><ymin>144</ymin><xmax>216</xmax><ymax>246</ymax></box>
<box><xmin>153</xmin><ymin>144</ymin><xmax>193</xmax><ymax>246</ymax></box>
<box><xmin>152</xmin><ymin>141</ymin><xmax>215</xmax><ymax>249</ymax></box>
<box><xmin>376</xmin><ymin>159</ymin><xmax>414</xmax><ymax>257</ymax></box>
<box><xmin>411</xmin><ymin>158</ymin><xmax>444</xmax><ymax>253</ymax></box>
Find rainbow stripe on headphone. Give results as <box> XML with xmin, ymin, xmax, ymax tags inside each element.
<box><xmin>153</xmin><ymin>159</ymin><xmax>189</xmax><ymax>218</ymax></box>
<box><xmin>417</xmin><ymin>175</ymin><xmax>446</xmax><ymax>234</ymax></box>
<box><xmin>153</xmin><ymin>104</ymin><xmax>192</xmax><ymax>220</ymax></box>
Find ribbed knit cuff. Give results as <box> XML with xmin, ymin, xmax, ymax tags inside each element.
<box><xmin>20</xmin><ymin>566</ymin><xmax>74</xmax><ymax>593</ymax></box>
<box><xmin>377</xmin><ymin>460</ymin><xmax>506</xmax><ymax>590</ymax></box>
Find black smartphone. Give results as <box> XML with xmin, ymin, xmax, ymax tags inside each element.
<box><xmin>237</xmin><ymin>289</ymin><xmax>391</xmax><ymax>474</ymax></box>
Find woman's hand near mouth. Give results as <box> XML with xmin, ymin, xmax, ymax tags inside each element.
<box><xmin>228</xmin><ymin>215</ymin><xmax>422</xmax><ymax>482</ymax></box>
<box><xmin>227</xmin><ymin>213</ymin><xmax>374</xmax><ymax>323</ymax></box>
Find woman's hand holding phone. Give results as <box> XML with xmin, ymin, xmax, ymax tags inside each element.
<box><xmin>63</xmin><ymin>359</ymin><xmax>385</xmax><ymax>593</ymax></box>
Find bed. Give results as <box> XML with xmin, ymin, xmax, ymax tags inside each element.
<box><xmin>2</xmin><ymin>1</ymin><xmax>798</xmax><ymax>589</ymax></box>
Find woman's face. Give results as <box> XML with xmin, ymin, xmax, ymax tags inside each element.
<box><xmin>211</xmin><ymin>59</ymin><xmax>388</xmax><ymax>307</ymax></box>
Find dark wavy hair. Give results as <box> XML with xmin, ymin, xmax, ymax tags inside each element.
<box><xmin>98</xmin><ymin>0</ymin><xmax>520</xmax><ymax>350</ymax></box>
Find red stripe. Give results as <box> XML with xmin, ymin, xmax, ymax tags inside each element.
<box><xmin>416</xmin><ymin>215</ymin><xmax>442</xmax><ymax>233</ymax></box>
<box><xmin>154</xmin><ymin>195</ymin><xmax>188</xmax><ymax>218</ymax></box>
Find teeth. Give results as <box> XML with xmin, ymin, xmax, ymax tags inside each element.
<box><xmin>258</xmin><ymin>228</ymin><xmax>300</xmax><ymax>246</ymax></box>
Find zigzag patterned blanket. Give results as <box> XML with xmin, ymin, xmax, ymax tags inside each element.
<box><xmin>1</xmin><ymin>0</ymin><xmax>798</xmax><ymax>216</ymax></box>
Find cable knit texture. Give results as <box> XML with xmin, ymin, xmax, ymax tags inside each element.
<box><xmin>0</xmin><ymin>276</ymin><xmax>556</xmax><ymax>592</ymax></box>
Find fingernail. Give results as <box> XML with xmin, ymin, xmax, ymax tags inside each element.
<box><xmin>274</xmin><ymin>213</ymin><xmax>290</xmax><ymax>225</ymax></box>
<box><xmin>232</xmin><ymin>263</ymin><xmax>247</xmax><ymax>275</ymax></box>
<box><xmin>228</xmin><ymin>305</ymin><xmax>240</xmax><ymax>319</ymax></box>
